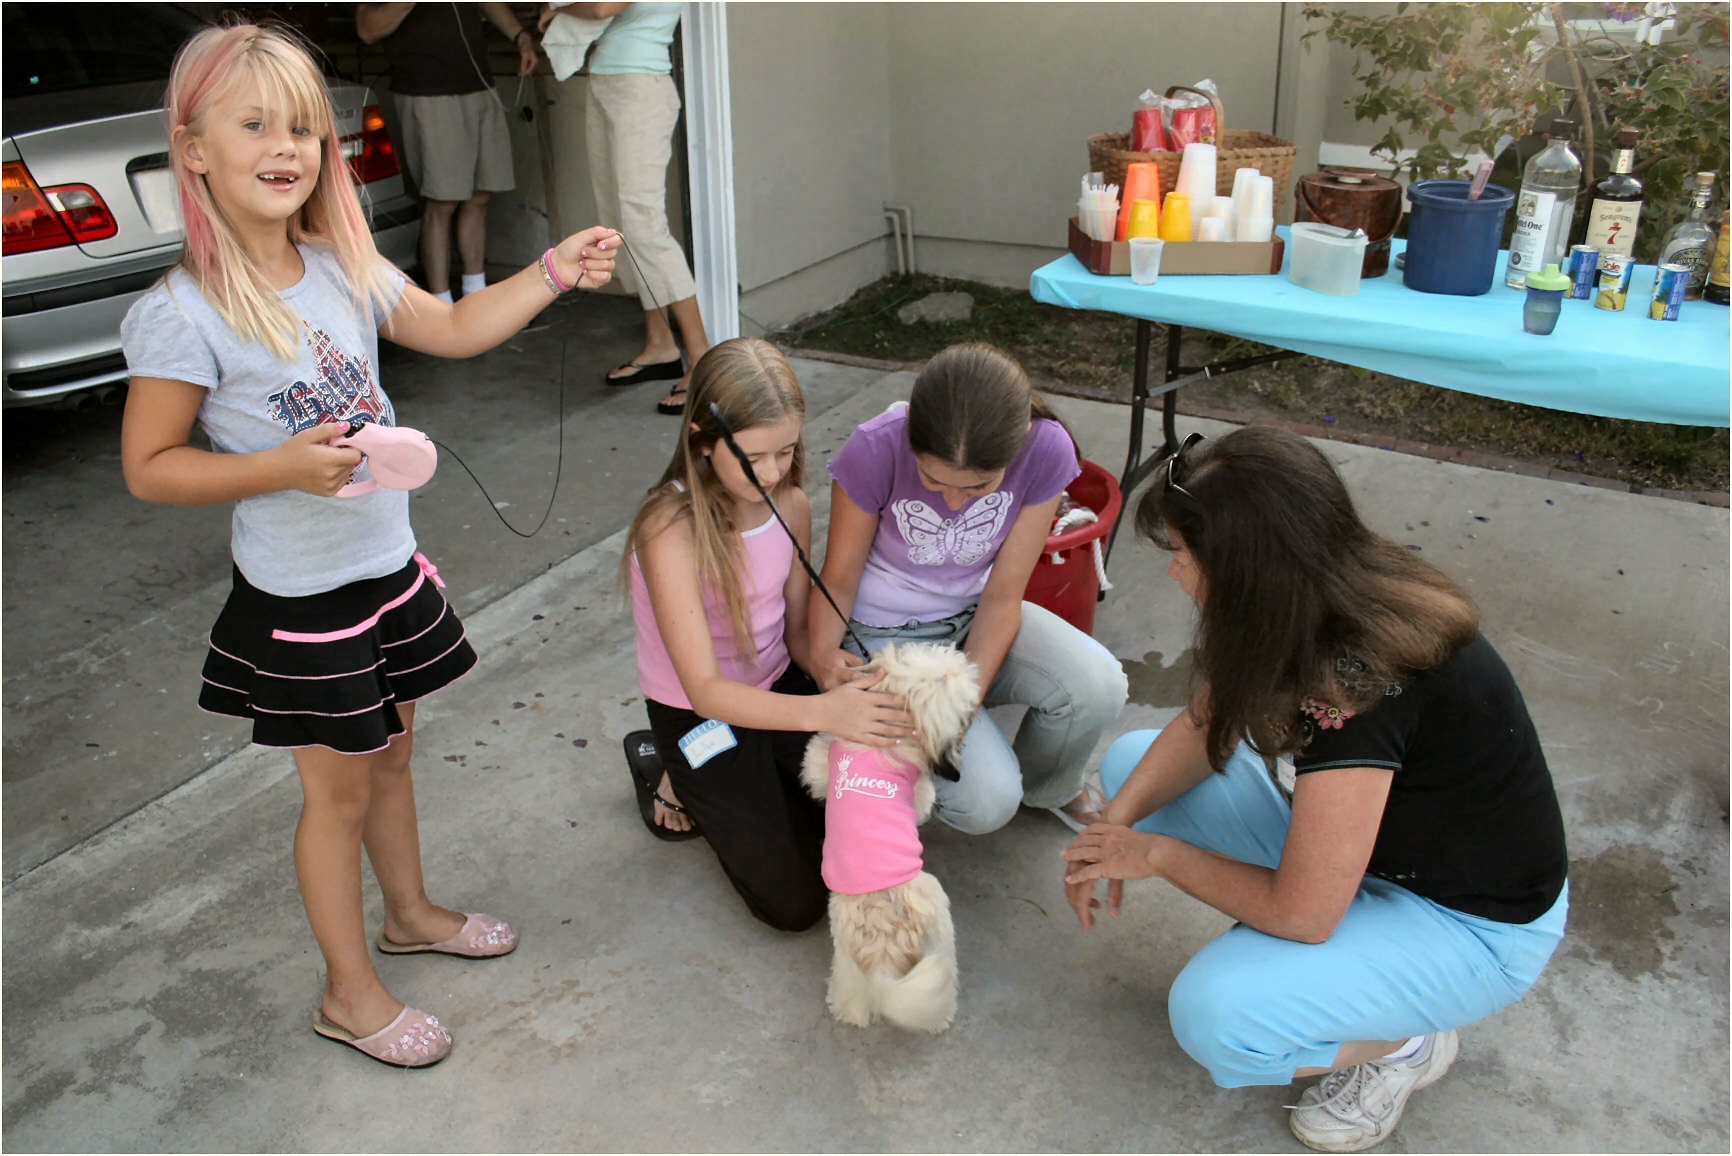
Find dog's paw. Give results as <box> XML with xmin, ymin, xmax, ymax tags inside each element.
<box><xmin>827</xmin><ymin>995</ymin><xmax>875</xmax><ymax>1028</ymax></box>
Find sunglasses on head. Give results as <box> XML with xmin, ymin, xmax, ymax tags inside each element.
<box><xmin>1161</xmin><ymin>432</ymin><xmax>1207</xmax><ymax>515</ymax></box>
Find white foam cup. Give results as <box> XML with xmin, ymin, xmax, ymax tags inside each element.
<box><xmin>1130</xmin><ymin>236</ymin><xmax>1166</xmax><ymax>285</ymax></box>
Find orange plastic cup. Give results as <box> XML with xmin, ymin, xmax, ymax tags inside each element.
<box><xmin>1159</xmin><ymin>192</ymin><xmax>1193</xmax><ymax>243</ymax></box>
<box><xmin>1126</xmin><ymin>199</ymin><xmax>1161</xmax><ymax>239</ymax></box>
<box><xmin>1115</xmin><ymin>162</ymin><xmax>1163</xmax><ymax>242</ymax></box>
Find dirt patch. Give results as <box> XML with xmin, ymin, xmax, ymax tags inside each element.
<box><xmin>772</xmin><ymin>274</ymin><xmax>1729</xmax><ymax>498</ymax></box>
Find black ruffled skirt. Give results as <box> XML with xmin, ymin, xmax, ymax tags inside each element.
<box><xmin>199</xmin><ymin>552</ymin><xmax>476</xmax><ymax>754</ymax></box>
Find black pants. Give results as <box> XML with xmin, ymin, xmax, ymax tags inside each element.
<box><xmin>644</xmin><ymin>664</ymin><xmax>827</xmax><ymax>932</ymax></box>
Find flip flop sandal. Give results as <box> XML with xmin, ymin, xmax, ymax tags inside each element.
<box><xmin>313</xmin><ymin>1006</ymin><xmax>452</xmax><ymax>1068</ymax></box>
<box><xmin>377</xmin><ymin>912</ymin><xmax>518</xmax><ymax>958</ymax></box>
<box><xmin>655</xmin><ymin>386</ymin><xmax>689</xmax><ymax>417</ymax></box>
<box><xmin>623</xmin><ymin>729</ymin><xmax>702</xmax><ymax>841</ymax></box>
<box><xmin>605</xmin><ymin>359</ymin><xmax>683</xmax><ymax>387</ymax></box>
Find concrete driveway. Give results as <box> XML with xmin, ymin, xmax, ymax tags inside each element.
<box><xmin>2</xmin><ymin>326</ymin><xmax>1727</xmax><ymax>1151</ymax></box>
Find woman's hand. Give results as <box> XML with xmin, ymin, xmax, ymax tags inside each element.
<box><xmin>271</xmin><ymin>423</ymin><xmax>365</xmax><ymax>497</ymax></box>
<box><xmin>1061</xmin><ymin>823</ymin><xmax>1165</xmax><ymax>930</ymax></box>
<box><xmin>813</xmin><ymin>645</ymin><xmax>866</xmax><ymax>693</ymax></box>
<box><xmin>549</xmin><ymin>226</ymin><xmax>620</xmax><ymax>292</ymax></box>
<box><xmin>816</xmin><ymin>669</ymin><xmax>913</xmax><ymax>747</ymax></box>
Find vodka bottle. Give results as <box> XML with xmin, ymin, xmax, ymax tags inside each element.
<box><xmin>1505</xmin><ymin>120</ymin><xmax>1582</xmax><ymax>288</ymax></box>
<box><xmin>1658</xmin><ymin>172</ymin><xmax>1717</xmax><ymax>299</ymax></box>
<box><xmin>1583</xmin><ymin>129</ymin><xmax>1644</xmax><ymax>258</ymax></box>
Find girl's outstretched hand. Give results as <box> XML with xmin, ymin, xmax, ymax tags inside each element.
<box><xmin>1061</xmin><ymin>823</ymin><xmax>1162</xmax><ymax>929</ymax></box>
<box><xmin>817</xmin><ymin>669</ymin><xmax>914</xmax><ymax>747</ymax></box>
<box><xmin>273</xmin><ymin>423</ymin><xmax>365</xmax><ymax>497</ymax></box>
<box><xmin>549</xmin><ymin>226</ymin><xmax>620</xmax><ymax>292</ymax></box>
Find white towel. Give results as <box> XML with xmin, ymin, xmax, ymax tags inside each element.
<box><xmin>542</xmin><ymin>5</ymin><xmax>614</xmax><ymax>81</ymax></box>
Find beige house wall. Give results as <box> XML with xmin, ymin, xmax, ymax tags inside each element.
<box><xmin>735</xmin><ymin>1</ymin><xmax>1293</xmax><ymax>331</ymax></box>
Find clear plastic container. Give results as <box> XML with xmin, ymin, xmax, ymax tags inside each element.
<box><xmin>1288</xmin><ymin>223</ymin><xmax>1369</xmax><ymax>296</ymax></box>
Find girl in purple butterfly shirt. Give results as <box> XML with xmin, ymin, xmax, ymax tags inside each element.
<box><xmin>811</xmin><ymin>343</ymin><xmax>1128</xmax><ymax>834</ymax></box>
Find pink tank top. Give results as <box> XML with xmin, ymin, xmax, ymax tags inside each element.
<box><xmin>630</xmin><ymin>509</ymin><xmax>793</xmax><ymax>709</ymax></box>
<box><xmin>820</xmin><ymin>742</ymin><xmax>924</xmax><ymax>895</ymax></box>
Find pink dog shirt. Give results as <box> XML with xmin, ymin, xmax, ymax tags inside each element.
<box><xmin>820</xmin><ymin>743</ymin><xmax>924</xmax><ymax>895</ymax></box>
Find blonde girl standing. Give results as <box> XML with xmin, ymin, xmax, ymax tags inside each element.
<box><xmin>624</xmin><ymin>338</ymin><xmax>912</xmax><ymax>930</ymax></box>
<box><xmin>119</xmin><ymin>23</ymin><xmax>617</xmax><ymax>1067</ymax></box>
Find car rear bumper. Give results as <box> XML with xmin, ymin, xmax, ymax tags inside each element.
<box><xmin>2</xmin><ymin>198</ymin><xmax>421</xmax><ymax>408</ymax></box>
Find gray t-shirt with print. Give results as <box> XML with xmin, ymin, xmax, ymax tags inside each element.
<box><xmin>122</xmin><ymin>245</ymin><xmax>413</xmax><ymax>597</ymax></box>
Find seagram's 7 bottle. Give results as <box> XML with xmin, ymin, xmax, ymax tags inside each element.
<box><xmin>1583</xmin><ymin>129</ymin><xmax>1644</xmax><ymax>259</ymax></box>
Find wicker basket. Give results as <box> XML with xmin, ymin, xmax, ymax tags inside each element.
<box><xmin>1088</xmin><ymin>85</ymin><xmax>1296</xmax><ymax>208</ymax></box>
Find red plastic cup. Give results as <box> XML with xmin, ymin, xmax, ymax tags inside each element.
<box><xmin>1132</xmin><ymin>107</ymin><xmax>1168</xmax><ymax>152</ymax></box>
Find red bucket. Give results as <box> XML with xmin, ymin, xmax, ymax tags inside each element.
<box><xmin>1024</xmin><ymin>460</ymin><xmax>1123</xmax><ymax>635</ymax></box>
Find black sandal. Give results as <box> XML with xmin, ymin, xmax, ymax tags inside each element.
<box><xmin>623</xmin><ymin>730</ymin><xmax>701</xmax><ymax>842</ymax></box>
<box><xmin>655</xmin><ymin>386</ymin><xmax>688</xmax><ymax>416</ymax></box>
<box><xmin>604</xmin><ymin>359</ymin><xmax>683</xmax><ymax>388</ymax></box>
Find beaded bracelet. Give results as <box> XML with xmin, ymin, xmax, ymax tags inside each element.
<box><xmin>539</xmin><ymin>249</ymin><xmax>573</xmax><ymax>295</ymax></box>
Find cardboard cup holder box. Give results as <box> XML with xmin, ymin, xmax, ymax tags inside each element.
<box><xmin>1068</xmin><ymin>217</ymin><xmax>1285</xmax><ymax>277</ymax></box>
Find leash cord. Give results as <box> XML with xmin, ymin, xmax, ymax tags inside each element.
<box><xmin>708</xmin><ymin>403</ymin><xmax>872</xmax><ymax>658</ymax></box>
<box><xmin>427</xmin><ymin>234</ymin><xmax>662</xmax><ymax>538</ymax></box>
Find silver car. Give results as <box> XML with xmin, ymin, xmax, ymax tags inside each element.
<box><xmin>2</xmin><ymin>4</ymin><xmax>419</xmax><ymax>410</ymax></box>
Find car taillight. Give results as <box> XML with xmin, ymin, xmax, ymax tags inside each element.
<box><xmin>342</xmin><ymin>105</ymin><xmax>401</xmax><ymax>185</ymax></box>
<box><xmin>3</xmin><ymin>161</ymin><xmax>119</xmax><ymax>255</ymax></box>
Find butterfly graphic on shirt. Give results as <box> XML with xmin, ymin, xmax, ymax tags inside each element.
<box><xmin>889</xmin><ymin>492</ymin><xmax>1012</xmax><ymax>567</ymax></box>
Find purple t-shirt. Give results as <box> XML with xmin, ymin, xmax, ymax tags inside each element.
<box><xmin>827</xmin><ymin>403</ymin><xmax>1079</xmax><ymax>626</ymax></box>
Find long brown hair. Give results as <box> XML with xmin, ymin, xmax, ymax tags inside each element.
<box><xmin>1136</xmin><ymin>425</ymin><xmax>1479</xmax><ymax>769</ymax></box>
<box><xmin>907</xmin><ymin>343</ymin><xmax>1077</xmax><ymax>469</ymax></box>
<box><xmin>621</xmin><ymin>338</ymin><xmax>806</xmax><ymax>659</ymax></box>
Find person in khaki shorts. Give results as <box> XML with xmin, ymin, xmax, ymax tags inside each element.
<box><xmin>551</xmin><ymin>2</ymin><xmax>711</xmax><ymax>413</ymax></box>
<box><xmin>358</xmin><ymin>3</ymin><xmax>538</xmax><ymax>302</ymax></box>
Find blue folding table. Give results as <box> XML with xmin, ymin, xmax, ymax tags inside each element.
<box><xmin>1030</xmin><ymin>231</ymin><xmax>1731</xmax><ymax>552</ymax></box>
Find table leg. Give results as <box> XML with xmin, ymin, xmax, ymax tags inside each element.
<box><xmin>1105</xmin><ymin>322</ymin><xmax>1304</xmax><ymax>566</ymax></box>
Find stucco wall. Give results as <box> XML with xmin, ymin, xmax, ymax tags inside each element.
<box><xmin>732</xmin><ymin>1</ymin><xmax>1289</xmax><ymax>329</ymax></box>
<box><xmin>726</xmin><ymin>2</ymin><xmax>896</xmax><ymax>330</ymax></box>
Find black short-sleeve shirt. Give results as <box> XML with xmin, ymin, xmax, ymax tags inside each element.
<box><xmin>382</xmin><ymin>3</ymin><xmax>493</xmax><ymax>97</ymax></box>
<box><xmin>1293</xmin><ymin>633</ymin><xmax>1567</xmax><ymax>923</ymax></box>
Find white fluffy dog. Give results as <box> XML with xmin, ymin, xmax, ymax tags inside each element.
<box><xmin>801</xmin><ymin>641</ymin><xmax>980</xmax><ymax>1033</ymax></box>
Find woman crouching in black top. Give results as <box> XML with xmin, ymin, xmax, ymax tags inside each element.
<box><xmin>1062</xmin><ymin>426</ymin><xmax>1567</xmax><ymax>1153</ymax></box>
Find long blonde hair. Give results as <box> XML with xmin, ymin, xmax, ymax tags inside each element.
<box><xmin>622</xmin><ymin>339</ymin><xmax>807</xmax><ymax>660</ymax></box>
<box><xmin>166</xmin><ymin>23</ymin><xmax>394</xmax><ymax>359</ymax></box>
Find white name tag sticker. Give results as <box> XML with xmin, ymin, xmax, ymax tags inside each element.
<box><xmin>678</xmin><ymin>719</ymin><xmax>737</xmax><ymax>769</ymax></box>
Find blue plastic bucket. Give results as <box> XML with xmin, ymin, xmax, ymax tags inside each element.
<box><xmin>1403</xmin><ymin>179</ymin><xmax>1516</xmax><ymax>296</ymax></box>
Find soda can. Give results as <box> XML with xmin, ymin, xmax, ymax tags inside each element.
<box><xmin>1595</xmin><ymin>251</ymin><xmax>1632</xmax><ymax>312</ymax></box>
<box><xmin>1649</xmin><ymin>262</ymin><xmax>1689</xmax><ymax>321</ymax></box>
<box><xmin>1567</xmin><ymin>244</ymin><xmax>1600</xmax><ymax>300</ymax></box>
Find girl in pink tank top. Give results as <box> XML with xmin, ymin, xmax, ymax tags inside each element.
<box><xmin>617</xmin><ymin>339</ymin><xmax>915</xmax><ymax>931</ymax></box>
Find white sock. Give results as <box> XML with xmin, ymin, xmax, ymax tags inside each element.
<box><xmin>434</xmin><ymin>289</ymin><xmax>454</xmax><ymax>304</ymax></box>
<box><xmin>1382</xmin><ymin>1035</ymin><xmax>1427</xmax><ymax>1063</ymax></box>
<box><xmin>461</xmin><ymin>272</ymin><xmax>487</xmax><ymax>295</ymax></box>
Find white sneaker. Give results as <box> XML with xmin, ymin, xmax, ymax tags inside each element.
<box><xmin>1288</xmin><ymin>1030</ymin><xmax>1459</xmax><ymax>1153</ymax></box>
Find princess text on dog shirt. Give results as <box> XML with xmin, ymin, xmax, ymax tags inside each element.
<box><xmin>822</xmin><ymin>745</ymin><xmax>924</xmax><ymax>895</ymax></box>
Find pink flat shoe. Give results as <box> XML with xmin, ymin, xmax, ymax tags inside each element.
<box><xmin>313</xmin><ymin>1005</ymin><xmax>452</xmax><ymax>1068</ymax></box>
<box><xmin>377</xmin><ymin>912</ymin><xmax>518</xmax><ymax>958</ymax></box>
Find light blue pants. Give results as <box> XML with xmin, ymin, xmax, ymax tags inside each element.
<box><xmin>1100</xmin><ymin>729</ymin><xmax>1569</xmax><ymax>1088</ymax></box>
<box><xmin>849</xmin><ymin>601</ymin><xmax>1128</xmax><ymax>834</ymax></box>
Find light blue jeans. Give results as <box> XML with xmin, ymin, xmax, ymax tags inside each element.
<box><xmin>1100</xmin><ymin>729</ymin><xmax>1569</xmax><ymax>1088</ymax></box>
<box><xmin>848</xmin><ymin>601</ymin><xmax>1128</xmax><ymax>834</ymax></box>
